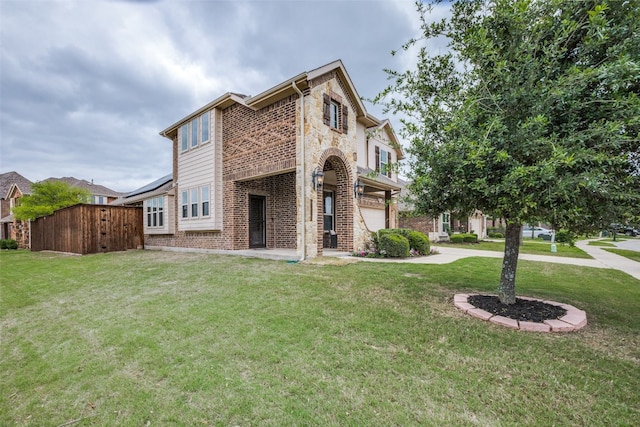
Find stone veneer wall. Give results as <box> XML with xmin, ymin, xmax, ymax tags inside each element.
<box><xmin>302</xmin><ymin>71</ymin><xmax>373</xmax><ymax>256</ymax></box>
<box><xmin>314</xmin><ymin>152</ymin><xmax>353</xmax><ymax>254</ymax></box>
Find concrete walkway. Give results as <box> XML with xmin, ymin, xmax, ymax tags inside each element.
<box><xmin>186</xmin><ymin>238</ymin><xmax>639</xmax><ymax>281</ymax></box>
<box><xmin>346</xmin><ymin>239</ymin><xmax>640</xmax><ymax>281</ymax></box>
<box><xmin>574</xmin><ymin>238</ymin><xmax>640</xmax><ymax>280</ymax></box>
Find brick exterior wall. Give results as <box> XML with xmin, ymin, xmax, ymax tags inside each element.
<box><xmin>223</xmin><ymin>98</ymin><xmax>297</xmax><ymax>180</ymax></box>
<box><xmin>147</xmin><ymin>95</ymin><xmax>298</xmax><ymax>251</ymax></box>
<box><xmin>399</xmin><ymin>214</ymin><xmax>437</xmax><ymax>236</ymax></box>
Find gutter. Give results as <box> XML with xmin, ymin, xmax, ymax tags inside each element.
<box><xmin>292</xmin><ymin>82</ymin><xmax>306</xmax><ymax>261</ymax></box>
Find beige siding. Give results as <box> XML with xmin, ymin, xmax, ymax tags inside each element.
<box><xmin>177</xmin><ymin>109</ymin><xmax>222</xmax><ymax>231</ymax></box>
<box><xmin>360</xmin><ymin>206</ymin><xmax>385</xmax><ymax>232</ymax></box>
<box><xmin>144</xmin><ymin>194</ymin><xmax>175</xmax><ymax>235</ymax></box>
<box><xmin>368</xmin><ymin>128</ymin><xmax>397</xmax><ymax>181</ymax></box>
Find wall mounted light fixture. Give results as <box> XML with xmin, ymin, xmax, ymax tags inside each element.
<box><xmin>353</xmin><ymin>180</ymin><xmax>365</xmax><ymax>199</ymax></box>
<box><xmin>312</xmin><ymin>168</ymin><xmax>325</xmax><ymax>191</ymax></box>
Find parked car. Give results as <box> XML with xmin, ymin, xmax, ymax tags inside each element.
<box><xmin>610</xmin><ymin>224</ymin><xmax>639</xmax><ymax>237</ymax></box>
<box><xmin>522</xmin><ymin>226</ymin><xmax>554</xmax><ymax>238</ymax></box>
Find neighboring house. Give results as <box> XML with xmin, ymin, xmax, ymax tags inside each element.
<box><xmin>111</xmin><ymin>174</ymin><xmax>175</xmax><ymax>235</ymax></box>
<box><xmin>398</xmin><ymin>179</ymin><xmax>488</xmax><ymax>241</ymax></box>
<box><xmin>0</xmin><ymin>171</ymin><xmax>33</xmax><ymax>246</ymax></box>
<box><xmin>138</xmin><ymin>60</ymin><xmax>404</xmax><ymax>258</ymax></box>
<box><xmin>45</xmin><ymin>177</ymin><xmax>125</xmax><ymax>204</ymax></box>
<box><xmin>0</xmin><ymin>172</ymin><xmax>125</xmax><ymax>248</ymax></box>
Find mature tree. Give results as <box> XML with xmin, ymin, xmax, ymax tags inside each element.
<box><xmin>376</xmin><ymin>0</ymin><xmax>640</xmax><ymax>303</ymax></box>
<box><xmin>13</xmin><ymin>181</ymin><xmax>91</xmax><ymax>221</ymax></box>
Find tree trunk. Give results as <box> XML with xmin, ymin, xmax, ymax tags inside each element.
<box><xmin>498</xmin><ymin>223</ymin><xmax>522</xmax><ymax>304</ymax></box>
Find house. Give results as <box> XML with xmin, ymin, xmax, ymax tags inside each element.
<box><xmin>0</xmin><ymin>172</ymin><xmax>125</xmax><ymax>248</ymax></box>
<box><xmin>0</xmin><ymin>171</ymin><xmax>33</xmax><ymax>246</ymax></box>
<box><xmin>111</xmin><ymin>174</ymin><xmax>175</xmax><ymax>235</ymax></box>
<box><xmin>397</xmin><ymin>179</ymin><xmax>488</xmax><ymax>241</ymax></box>
<box><xmin>137</xmin><ymin>60</ymin><xmax>404</xmax><ymax>258</ymax></box>
<box><xmin>45</xmin><ymin>177</ymin><xmax>125</xmax><ymax>204</ymax></box>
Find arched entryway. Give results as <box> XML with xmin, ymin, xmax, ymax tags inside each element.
<box><xmin>316</xmin><ymin>148</ymin><xmax>353</xmax><ymax>256</ymax></box>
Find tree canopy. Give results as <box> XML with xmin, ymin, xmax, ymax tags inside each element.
<box><xmin>377</xmin><ymin>0</ymin><xmax>640</xmax><ymax>303</ymax></box>
<box><xmin>13</xmin><ymin>181</ymin><xmax>91</xmax><ymax>221</ymax></box>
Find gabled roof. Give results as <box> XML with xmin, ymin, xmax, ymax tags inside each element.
<box><xmin>366</xmin><ymin>119</ymin><xmax>405</xmax><ymax>160</ymax></box>
<box><xmin>44</xmin><ymin>177</ymin><xmax>124</xmax><ymax>198</ymax></box>
<box><xmin>160</xmin><ymin>59</ymin><xmax>379</xmax><ymax>139</ymax></box>
<box><xmin>0</xmin><ymin>171</ymin><xmax>33</xmax><ymax>199</ymax></box>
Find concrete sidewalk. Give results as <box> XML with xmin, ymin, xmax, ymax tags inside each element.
<box><xmin>346</xmin><ymin>239</ymin><xmax>640</xmax><ymax>281</ymax></box>
<box><xmin>575</xmin><ymin>239</ymin><xmax>640</xmax><ymax>280</ymax></box>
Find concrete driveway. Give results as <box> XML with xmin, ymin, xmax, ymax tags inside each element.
<box><xmin>611</xmin><ymin>237</ymin><xmax>640</xmax><ymax>251</ymax></box>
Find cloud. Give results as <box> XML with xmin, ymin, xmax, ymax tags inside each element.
<box><xmin>1</xmin><ymin>0</ymin><xmax>430</xmax><ymax>192</ymax></box>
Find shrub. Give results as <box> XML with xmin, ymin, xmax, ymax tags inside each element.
<box><xmin>555</xmin><ymin>229</ymin><xmax>576</xmax><ymax>246</ymax></box>
<box><xmin>450</xmin><ymin>234</ymin><xmax>465</xmax><ymax>243</ymax></box>
<box><xmin>377</xmin><ymin>233</ymin><xmax>410</xmax><ymax>258</ymax></box>
<box><xmin>463</xmin><ymin>233</ymin><xmax>478</xmax><ymax>243</ymax></box>
<box><xmin>449</xmin><ymin>233</ymin><xmax>477</xmax><ymax>244</ymax></box>
<box><xmin>375</xmin><ymin>229</ymin><xmax>430</xmax><ymax>256</ymax></box>
<box><xmin>0</xmin><ymin>239</ymin><xmax>18</xmax><ymax>250</ymax></box>
<box><xmin>488</xmin><ymin>232</ymin><xmax>504</xmax><ymax>238</ymax></box>
<box><xmin>406</xmin><ymin>230</ymin><xmax>430</xmax><ymax>254</ymax></box>
<box><xmin>487</xmin><ymin>226</ymin><xmax>505</xmax><ymax>235</ymax></box>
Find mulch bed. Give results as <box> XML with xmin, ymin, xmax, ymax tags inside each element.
<box><xmin>467</xmin><ymin>295</ymin><xmax>567</xmax><ymax>323</ymax></box>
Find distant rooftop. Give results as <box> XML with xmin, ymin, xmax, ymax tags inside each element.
<box><xmin>124</xmin><ymin>174</ymin><xmax>173</xmax><ymax>198</ymax></box>
<box><xmin>0</xmin><ymin>171</ymin><xmax>33</xmax><ymax>198</ymax></box>
<box><xmin>44</xmin><ymin>177</ymin><xmax>124</xmax><ymax>197</ymax></box>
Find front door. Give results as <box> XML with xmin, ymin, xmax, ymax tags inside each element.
<box><xmin>249</xmin><ymin>195</ymin><xmax>266</xmax><ymax>248</ymax></box>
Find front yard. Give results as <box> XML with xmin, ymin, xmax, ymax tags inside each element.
<box><xmin>436</xmin><ymin>239</ymin><xmax>592</xmax><ymax>258</ymax></box>
<box><xmin>1</xmin><ymin>250</ymin><xmax>639</xmax><ymax>426</ymax></box>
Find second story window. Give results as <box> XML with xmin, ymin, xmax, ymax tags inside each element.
<box><xmin>181</xmin><ymin>124</ymin><xmax>188</xmax><ymax>151</ymax></box>
<box><xmin>375</xmin><ymin>146</ymin><xmax>393</xmax><ymax>178</ymax></box>
<box><xmin>323</xmin><ymin>93</ymin><xmax>348</xmax><ymax>133</ymax></box>
<box><xmin>201</xmin><ymin>111</ymin><xmax>210</xmax><ymax>143</ymax></box>
<box><xmin>180</xmin><ymin>111</ymin><xmax>211</xmax><ymax>152</ymax></box>
<box><xmin>330</xmin><ymin>101</ymin><xmax>339</xmax><ymax>129</ymax></box>
<box><xmin>190</xmin><ymin>119</ymin><xmax>198</xmax><ymax>148</ymax></box>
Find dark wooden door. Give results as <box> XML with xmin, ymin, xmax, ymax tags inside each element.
<box><xmin>249</xmin><ymin>195</ymin><xmax>266</xmax><ymax>248</ymax></box>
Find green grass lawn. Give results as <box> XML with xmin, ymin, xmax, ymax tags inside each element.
<box><xmin>604</xmin><ymin>248</ymin><xmax>640</xmax><ymax>262</ymax></box>
<box><xmin>1</xmin><ymin>250</ymin><xmax>639</xmax><ymax>426</ymax></box>
<box><xmin>588</xmin><ymin>240</ymin><xmax>616</xmax><ymax>247</ymax></box>
<box><xmin>437</xmin><ymin>239</ymin><xmax>591</xmax><ymax>258</ymax></box>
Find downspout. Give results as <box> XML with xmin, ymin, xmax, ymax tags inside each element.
<box><xmin>292</xmin><ymin>82</ymin><xmax>306</xmax><ymax>261</ymax></box>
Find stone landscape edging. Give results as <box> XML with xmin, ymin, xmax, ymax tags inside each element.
<box><xmin>454</xmin><ymin>293</ymin><xmax>587</xmax><ymax>332</ymax></box>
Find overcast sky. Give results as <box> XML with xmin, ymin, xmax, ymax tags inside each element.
<box><xmin>1</xmin><ymin>0</ymin><xmax>449</xmax><ymax>193</ymax></box>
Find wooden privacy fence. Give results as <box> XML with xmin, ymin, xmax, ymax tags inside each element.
<box><xmin>31</xmin><ymin>204</ymin><xmax>143</xmax><ymax>255</ymax></box>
